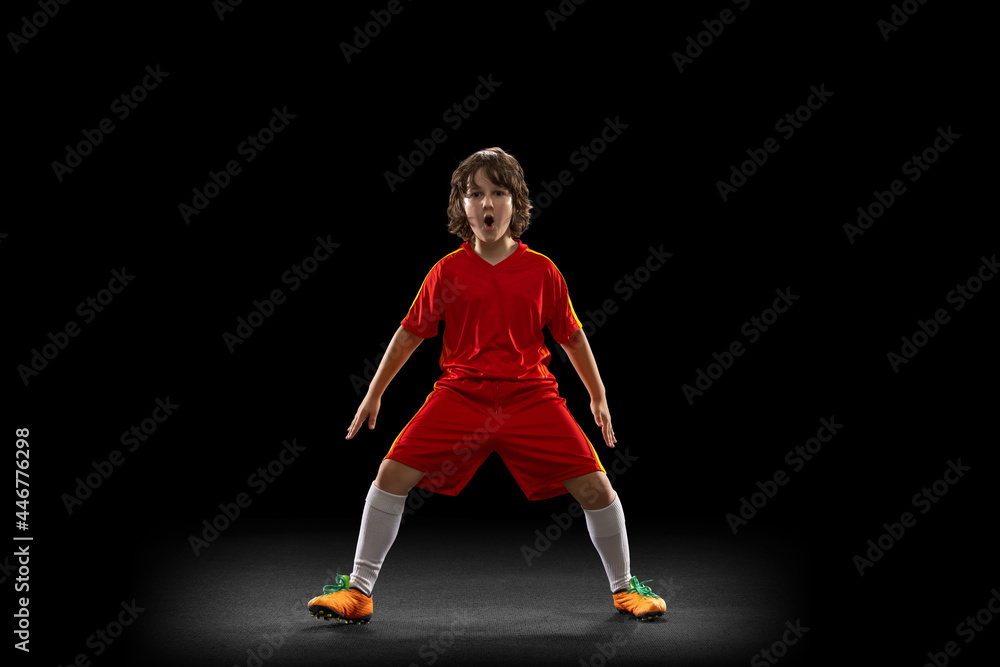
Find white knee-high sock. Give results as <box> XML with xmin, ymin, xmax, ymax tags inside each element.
<box><xmin>583</xmin><ymin>494</ymin><xmax>632</xmax><ymax>593</ymax></box>
<box><xmin>350</xmin><ymin>483</ymin><xmax>408</xmax><ymax>597</ymax></box>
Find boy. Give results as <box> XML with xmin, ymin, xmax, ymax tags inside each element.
<box><xmin>307</xmin><ymin>147</ymin><xmax>665</xmax><ymax>624</ymax></box>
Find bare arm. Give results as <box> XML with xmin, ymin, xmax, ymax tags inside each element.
<box><xmin>559</xmin><ymin>328</ymin><xmax>617</xmax><ymax>447</ymax></box>
<box><xmin>346</xmin><ymin>325</ymin><xmax>424</xmax><ymax>439</ymax></box>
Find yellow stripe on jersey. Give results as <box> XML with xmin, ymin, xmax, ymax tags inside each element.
<box><xmin>565</xmin><ymin>291</ymin><xmax>583</xmax><ymax>331</ymax></box>
<box><xmin>524</xmin><ymin>248</ymin><xmax>584</xmax><ymax>331</ymax></box>
<box><xmin>406</xmin><ymin>247</ymin><xmax>465</xmax><ymax>313</ymax></box>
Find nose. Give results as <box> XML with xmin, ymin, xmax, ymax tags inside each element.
<box><xmin>482</xmin><ymin>192</ymin><xmax>494</xmax><ymax>208</ymax></box>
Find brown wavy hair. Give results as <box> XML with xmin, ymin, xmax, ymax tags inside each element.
<box><xmin>447</xmin><ymin>147</ymin><xmax>532</xmax><ymax>243</ymax></box>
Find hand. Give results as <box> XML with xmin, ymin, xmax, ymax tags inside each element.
<box><xmin>590</xmin><ymin>396</ymin><xmax>616</xmax><ymax>448</ymax></box>
<box><xmin>346</xmin><ymin>393</ymin><xmax>381</xmax><ymax>440</ymax></box>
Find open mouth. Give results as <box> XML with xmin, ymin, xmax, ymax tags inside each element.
<box><xmin>484</xmin><ymin>215</ymin><xmax>494</xmax><ymax>230</ymax></box>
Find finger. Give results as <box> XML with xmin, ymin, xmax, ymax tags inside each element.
<box><xmin>603</xmin><ymin>414</ymin><xmax>615</xmax><ymax>447</ymax></box>
<box><xmin>346</xmin><ymin>410</ymin><xmax>365</xmax><ymax>440</ymax></box>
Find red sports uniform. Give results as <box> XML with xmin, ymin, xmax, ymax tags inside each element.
<box><xmin>384</xmin><ymin>240</ymin><xmax>606</xmax><ymax>501</ymax></box>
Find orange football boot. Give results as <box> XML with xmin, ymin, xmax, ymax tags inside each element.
<box><xmin>307</xmin><ymin>574</ymin><xmax>374</xmax><ymax>624</ymax></box>
<box><xmin>613</xmin><ymin>576</ymin><xmax>666</xmax><ymax>621</ymax></box>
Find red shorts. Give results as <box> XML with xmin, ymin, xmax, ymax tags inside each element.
<box><xmin>384</xmin><ymin>378</ymin><xmax>606</xmax><ymax>501</ymax></box>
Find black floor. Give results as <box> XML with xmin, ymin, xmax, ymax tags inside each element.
<box><xmin>122</xmin><ymin>518</ymin><xmax>808</xmax><ymax>667</ymax></box>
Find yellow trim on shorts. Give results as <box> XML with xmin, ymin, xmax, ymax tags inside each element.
<box><xmin>578</xmin><ymin>423</ymin><xmax>607</xmax><ymax>473</ymax></box>
<box><xmin>383</xmin><ymin>386</ymin><xmax>438</xmax><ymax>460</ymax></box>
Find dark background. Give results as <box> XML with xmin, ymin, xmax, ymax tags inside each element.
<box><xmin>5</xmin><ymin>0</ymin><xmax>995</xmax><ymax>665</ymax></box>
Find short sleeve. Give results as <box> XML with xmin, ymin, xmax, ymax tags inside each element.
<box><xmin>546</xmin><ymin>265</ymin><xmax>582</xmax><ymax>344</ymax></box>
<box><xmin>400</xmin><ymin>262</ymin><xmax>444</xmax><ymax>338</ymax></box>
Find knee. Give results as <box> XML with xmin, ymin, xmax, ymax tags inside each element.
<box><xmin>374</xmin><ymin>459</ymin><xmax>422</xmax><ymax>496</ymax></box>
<box><xmin>585</xmin><ymin>485</ymin><xmax>617</xmax><ymax>511</ymax></box>
<box><xmin>566</xmin><ymin>472</ymin><xmax>616</xmax><ymax>510</ymax></box>
<box><xmin>374</xmin><ymin>471</ymin><xmax>408</xmax><ymax>496</ymax></box>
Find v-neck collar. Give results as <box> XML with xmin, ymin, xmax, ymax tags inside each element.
<box><xmin>462</xmin><ymin>240</ymin><xmax>527</xmax><ymax>273</ymax></box>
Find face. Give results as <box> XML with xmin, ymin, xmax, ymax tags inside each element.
<box><xmin>463</xmin><ymin>169</ymin><xmax>514</xmax><ymax>246</ymax></box>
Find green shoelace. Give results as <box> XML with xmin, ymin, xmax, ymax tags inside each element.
<box><xmin>626</xmin><ymin>576</ymin><xmax>661</xmax><ymax>599</ymax></box>
<box><xmin>323</xmin><ymin>574</ymin><xmax>350</xmax><ymax>595</ymax></box>
<box><xmin>326</xmin><ymin>573</ymin><xmax>658</xmax><ymax>599</ymax></box>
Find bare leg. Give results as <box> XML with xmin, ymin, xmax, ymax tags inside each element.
<box><xmin>374</xmin><ymin>458</ymin><xmax>425</xmax><ymax>495</ymax></box>
<box><xmin>351</xmin><ymin>459</ymin><xmax>425</xmax><ymax>595</ymax></box>
<box><xmin>563</xmin><ymin>471</ymin><xmax>630</xmax><ymax>593</ymax></box>
<box><xmin>562</xmin><ymin>471</ymin><xmax>616</xmax><ymax>510</ymax></box>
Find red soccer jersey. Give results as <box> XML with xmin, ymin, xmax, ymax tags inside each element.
<box><xmin>400</xmin><ymin>240</ymin><xmax>583</xmax><ymax>382</ymax></box>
